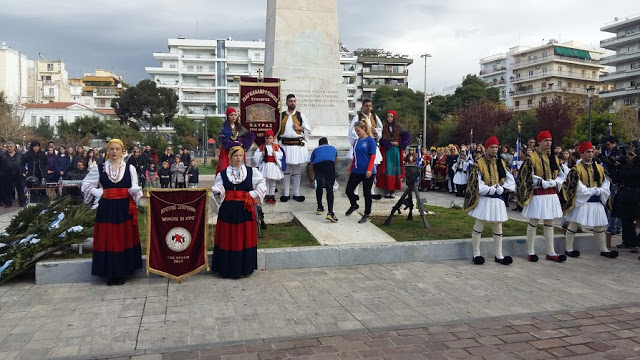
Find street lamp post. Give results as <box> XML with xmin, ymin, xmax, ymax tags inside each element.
<box><xmin>421</xmin><ymin>53</ymin><xmax>432</xmax><ymax>149</ymax></box>
<box><xmin>203</xmin><ymin>107</ymin><xmax>209</xmax><ymax>166</ymax></box>
<box><xmin>587</xmin><ymin>85</ymin><xmax>595</xmax><ymax>142</ymax></box>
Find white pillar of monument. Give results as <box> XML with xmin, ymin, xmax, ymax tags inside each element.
<box><xmin>265</xmin><ymin>0</ymin><xmax>350</xmax><ymax>151</ymax></box>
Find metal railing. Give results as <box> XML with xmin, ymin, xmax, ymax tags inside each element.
<box><xmin>511</xmin><ymin>54</ymin><xmax>600</xmax><ymax>68</ymax></box>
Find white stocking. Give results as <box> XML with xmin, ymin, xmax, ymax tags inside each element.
<box><xmin>492</xmin><ymin>222</ymin><xmax>504</xmax><ymax>259</ymax></box>
<box><xmin>595</xmin><ymin>226</ymin><xmax>608</xmax><ymax>252</ymax></box>
<box><xmin>266</xmin><ymin>179</ymin><xmax>276</xmax><ymax>196</ymax></box>
<box><xmin>566</xmin><ymin>222</ymin><xmax>578</xmax><ymax>252</ymax></box>
<box><xmin>544</xmin><ymin>219</ymin><xmax>556</xmax><ymax>256</ymax></box>
<box><xmin>282</xmin><ymin>171</ymin><xmax>291</xmax><ymax>197</ymax></box>
<box><xmin>527</xmin><ymin>219</ymin><xmax>539</xmax><ymax>255</ymax></box>
<box><xmin>290</xmin><ymin>164</ymin><xmax>301</xmax><ymax>197</ymax></box>
<box><xmin>472</xmin><ymin>219</ymin><xmax>485</xmax><ymax>257</ymax></box>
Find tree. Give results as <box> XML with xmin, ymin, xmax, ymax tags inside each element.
<box><xmin>495</xmin><ymin>111</ymin><xmax>538</xmax><ymax>149</ymax></box>
<box><xmin>534</xmin><ymin>97</ymin><xmax>582</xmax><ymax>146</ymax></box>
<box><xmin>112</xmin><ymin>79</ymin><xmax>179</xmax><ymax>132</ymax></box>
<box><xmin>31</xmin><ymin>118</ymin><xmax>55</xmax><ymax>143</ymax></box>
<box><xmin>453</xmin><ymin>100</ymin><xmax>513</xmax><ymax>145</ymax></box>
<box><xmin>171</xmin><ymin>115</ymin><xmax>200</xmax><ymax>151</ymax></box>
<box><xmin>616</xmin><ymin>106</ymin><xmax>640</xmax><ymax>141</ymax></box>
<box><xmin>0</xmin><ymin>91</ymin><xmax>24</xmax><ymax>143</ymax></box>
<box><xmin>570</xmin><ymin>111</ymin><xmax>626</xmax><ymax>147</ymax></box>
<box><xmin>56</xmin><ymin>117</ymin><xmax>96</xmax><ymax>146</ymax></box>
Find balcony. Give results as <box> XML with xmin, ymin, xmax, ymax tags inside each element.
<box><xmin>480</xmin><ymin>53</ymin><xmax>507</xmax><ymax>64</ymax></box>
<box><xmin>485</xmin><ymin>79</ymin><xmax>506</xmax><ymax>87</ymax></box>
<box><xmin>361</xmin><ymin>83</ymin><xmax>408</xmax><ymax>91</ymax></box>
<box><xmin>599</xmin><ymin>86</ymin><xmax>640</xmax><ymax>98</ymax></box>
<box><xmin>479</xmin><ymin>67</ymin><xmax>506</xmax><ymax>76</ymax></box>
<box><xmin>181</xmin><ymin>67</ymin><xmax>215</xmax><ymax>75</ymax></box>
<box><xmin>182</xmin><ymin>54</ymin><xmax>216</xmax><ymax>61</ymax></box>
<box><xmin>600</xmin><ymin>49</ymin><xmax>640</xmax><ymax>65</ymax></box>
<box><xmin>181</xmin><ymin>96</ymin><xmax>216</xmax><ymax>104</ymax></box>
<box><xmin>362</xmin><ymin>70</ymin><xmax>408</xmax><ymax>77</ymax></box>
<box><xmin>510</xmin><ymin>69</ymin><xmax>598</xmax><ymax>84</ymax></box>
<box><xmin>145</xmin><ymin>66</ymin><xmax>178</xmax><ymax>74</ymax></box>
<box><xmin>153</xmin><ymin>52</ymin><xmax>179</xmax><ymax>60</ymax></box>
<box><xmin>227</xmin><ymin>56</ymin><xmax>250</xmax><ymax>64</ymax></box>
<box><xmin>510</xmin><ymin>86</ymin><xmax>591</xmax><ymax>98</ymax></box>
<box><xmin>600</xmin><ymin>30</ymin><xmax>640</xmax><ymax>49</ymax></box>
<box><xmin>511</xmin><ymin>54</ymin><xmax>601</xmax><ymax>70</ymax></box>
<box><xmin>510</xmin><ymin>103</ymin><xmax>535</xmax><ymax>112</ymax></box>
<box><xmin>599</xmin><ymin>68</ymin><xmax>640</xmax><ymax>82</ymax></box>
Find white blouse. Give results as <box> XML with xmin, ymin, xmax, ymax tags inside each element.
<box><xmin>81</xmin><ymin>159</ymin><xmax>143</xmax><ymax>204</ymax></box>
<box><xmin>211</xmin><ymin>165</ymin><xmax>266</xmax><ymax>208</ymax></box>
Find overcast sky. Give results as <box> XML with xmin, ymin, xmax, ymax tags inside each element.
<box><xmin>0</xmin><ymin>0</ymin><xmax>635</xmax><ymax>95</ymax></box>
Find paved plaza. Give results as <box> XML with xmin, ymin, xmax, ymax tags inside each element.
<box><xmin>1</xmin><ymin>251</ymin><xmax>640</xmax><ymax>359</ymax></box>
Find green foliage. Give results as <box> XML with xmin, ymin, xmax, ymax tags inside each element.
<box><xmin>570</xmin><ymin>111</ymin><xmax>628</xmax><ymax>147</ymax></box>
<box><xmin>206</xmin><ymin>116</ymin><xmax>224</xmax><ymax>140</ymax></box>
<box><xmin>496</xmin><ymin>111</ymin><xmax>538</xmax><ymax>148</ymax></box>
<box><xmin>0</xmin><ymin>197</ymin><xmax>95</xmax><ymax>284</ymax></box>
<box><xmin>436</xmin><ymin>118</ymin><xmax>459</xmax><ymax>146</ymax></box>
<box><xmin>112</xmin><ymin>79</ymin><xmax>179</xmax><ymax>132</ymax></box>
<box><xmin>97</xmin><ymin>120</ymin><xmax>141</xmax><ymax>148</ymax></box>
<box><xmin>0</xmin><ymin>91</ymin><xmax>24</xmax><ymax>143</ymax></box>
<box><xmin>144</xmin><ymin>133</ymin><xmax>169</xmax><ymax>154</ymax></box>
<box><xmin>32</xmin><ymin>118</ymin><xmax>55</xmax><ymax>142</ymax></box>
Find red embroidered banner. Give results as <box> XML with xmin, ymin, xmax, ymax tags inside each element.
<box><xmin>239</xmin><ymin>76</ymin><xmax>280</xmax><ymax>146</ymax></box>
<box><xmin>147</xmin><ymin>189</ymin><xmax>209</xmax><ymax>282</ymax></box>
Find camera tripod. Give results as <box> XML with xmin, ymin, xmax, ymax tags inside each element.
<box><xmin>384</xmin><ymin>165</ymin><xmax>430</xmax><ymax>229</ymax></box>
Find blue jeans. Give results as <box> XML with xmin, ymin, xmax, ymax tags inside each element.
<box><xmin>607</xmin><ymin>184</ymin><xmax>622</xmax><ymax>234</ymax></box>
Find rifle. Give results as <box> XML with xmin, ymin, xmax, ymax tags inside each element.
<box><xmin>384</xmin><ymin>165</ymin><xmax>430</xmax><ymax>229</ymax></box>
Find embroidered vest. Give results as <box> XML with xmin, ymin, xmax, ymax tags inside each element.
<box><xmin>530</xmin><ymin>151</ymin><xmax>559</xmax><ymax>180</ymax></box>
<box><xmin>357</xmin><ymin>111</ymin><xmax>377</xmax><ymax>131</ymax></box>
<box><xmin>280</xmin><ymin>111</ymin><xmax>303</xmax><ymax>136</ymax></box>
<box><xmin>477</xmin><ymin>156</ymin><xmax>505</xmax><ymax>186</ymax></box>
<box><xmin>575</xmin><ymin>162</ymin><xmax>604</xmax><ymax>188</ymax></box>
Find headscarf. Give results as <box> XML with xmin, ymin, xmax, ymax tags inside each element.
<box><xmin>105</xmin><ymin>139</ymin><xmax>125</xmax><ymax>161</ymax></box>
<box><xmin>228</xmin><ymin>146</ymin><xmax>245</xmax><ymax>159</ymax></box>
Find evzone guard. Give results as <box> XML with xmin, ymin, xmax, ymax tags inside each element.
<box><xmin>517</xmin><ymin>130</ymin><xmax>568</xmax><ymax>263</ymax></box>
<box><xmin>464</xmin><ymin>136</ymin><xmax>516</xmax><ymax>265</ymax></box>
<box><xmin>277</xmin><ymin>94</ymin><xmax>311</xmax><ymax>202</ymax></box>
<box><xmin>562</xmin><ymin>142</ymin><xmax>618</xmax><ymax>259</ymax></box>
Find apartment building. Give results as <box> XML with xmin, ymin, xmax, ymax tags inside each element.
<box><xmin>354</xmin><ymin>50</ymin><xmax>413</xmax><ymax>107</ymax></box>
<box><xmin>599</xmin><ymin>14</ymin><xmax>640</xmax><ymax>109</ymax></box>
<box><xmin>145</xmin><ymin>38</ymin><xmax>264</xmax><ymax>122</ymax></box>
<box><xmin>146</xmin><ymin>38</ymin><xmax>367</xmax><ymax>122</ymax></box>
<box><xmin>0</xmin><ymin>42</ymin><xmax>32</xmax><ymax>104</ymax></box>
<box><xmin>70</xmin><ymin>69</ymin><xmax>126</xmax><ymax>111</ymax></box>
<box><xmin>480</xmin><ymin>41</ymin><xmax>605</xmax><ymax>111</ymax></box>
<box><xmin>32</xmin><ymin>59</ymin><xmax>71</xmax><ymax>104</ymax></box>
<box><xmin>479</xmin><ymin>53</ymin><xmax>507</xmax><ymax>102</ymax></box>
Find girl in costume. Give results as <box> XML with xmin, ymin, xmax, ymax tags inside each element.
<box><xmin>215</xmin><ymin>107</ymin><xmax>256</xmax><ymax>174</ymax></box>
<box><xmin>252</xmin><ymin>130</ymin><xmax>283</xmax><ymax>204</ymax></box>
<box><xmin>376</xmin><ymin>110</ymin><xmax>411</xmax><ymax>199</ymax></box>
<box><xmin>211</xmin><ymin>146</ymin><xmax>266</xmax><ymax>278</ymax></box>
<box><xmin>81</xmin><ymin>139</ymin><xmax>143</xmax><ymax>286</ymax></box>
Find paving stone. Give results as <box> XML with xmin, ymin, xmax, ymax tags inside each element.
<box><xmin>498</xmin><ymin>333</ymin><xmax>537</xmax><ymax>343</ymax></box>
<box><xmin>566</xmin><ymin>344</ymin><xmax>595</xmax><ymax>355</ymax></box>
<box><xmin>529</xmin><ymin>338</ymin><xmax>570</xmax><ymax>349</ymax></box>
<box><xmin>444</xmin><ymin>338</ymin><xmax>480</xmax><ymax>349</ymax></box>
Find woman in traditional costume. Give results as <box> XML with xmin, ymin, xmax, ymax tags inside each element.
<box><xmin>211</xmin><ymin>146</ymin><xmax>266</xmax><ymax>278</ymax></box>
<box><xmin>376</xmin><ymin>110</ymin><xmax>412</xmax><ymax>199</ymax></box>
<box><xmin>82</xmin><ymin>139</ymin><xmax>143</xmax><ymax>286</ymax></box>
<box><xmin>215</xmin><ymin>108</ymin><xmax>256</xmax><ymax>174</ymax></box>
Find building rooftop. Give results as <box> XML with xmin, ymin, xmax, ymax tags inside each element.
<box><xmin>601</xmin><ymin>13</ymin><xmax>640</xmax><ymax>33</ymax></box>
<box><xmin>22</xmin><ymin>102</ymin><xmax>87</xmax><ymax>109</ymax></box>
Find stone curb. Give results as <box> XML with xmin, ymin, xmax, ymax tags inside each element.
<box><xmin>35</xmin><ymin>233</ymin><xmax>597</xmax><ymax>284</ymax></box>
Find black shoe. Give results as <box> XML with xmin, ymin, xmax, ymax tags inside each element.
<box><xmin>358</xmin><ymin>214</ymin><xmax>371</xmax><ymax>223</ymax></box>
<box><xmin>107</xmin><ymin>278</ymin><xmax>114</xmax><ymax>286</ymax></box>
<box><xmin>473</xmin><ymin>256</ymin><xmax>485</xmax><ymax>265</ymax></box>
<box><xmin>345</xmin><ymin>205</ymin><xmax>359</xmax><ymax>216</ymax></box>
<box><xmin>280</xmin><ymin>195</ymin><xmax>290</xmax><ymax>202</ymax></box>
<box><xmin>546</xmin><ymin>254</ymin><xmax>567</xmax><ymax>262</ymax></box>
<box><xmin>112</xmin><ymin>278</ymin><xmax>125</xmax><ymax>286</ymax></box>
<box><xmin>316</xmin><ymin>206</ymin><xmax>325</xmax><ymax>215</ymax></box>
<box><xmin>565</xmin><ymin>250</ymin><xmax>580</xmax><ymax>258</ymax></box>
<box><xmin>617</xmin><ymin>243</ymin><xmax>634</xmax><ymax>249</ymax></box>
<box><xmin>601</xmin><ymin>251</ymin><xmax>619</xmax><ymax>258</ymax></box>
<box><xmin>495</xmin><ymin>256</ymin><xmax>513</xmax><ymax>265</ymax></box>
<box><xmin>293</xmin><ymin>195</ymin><xmax>305</xmax><ymax>202</ymax></box>
<box><xmin>326</xmin><ymin>213</ymin><xmax>338</xmax><ymax>223</ymax></box>
<box><xmin>527</xmin><ymin>254</ymin><xmax>539</xmax><ymax>262</ymax></box>
<box><xmin>371</xmin><ymin>194</ymin><xmax>382</xmax><ymax>200</ymax></box>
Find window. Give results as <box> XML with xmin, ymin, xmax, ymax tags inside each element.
<box><xmin>624</xmin><ymin>98</ymin><xmax>637</xmax><ymax>105</ymax></box>
<box><xmin>47</xmin><ymin>63</ymin><xmax>54</xmax><ymax>71</ymax></box>
<box><xmin>592</xmin><ymin>71</ymin><xmax>597</xmax><ymax>79</ymax></box>
<box><xmin>631</xmin><ymin>63</ymin><xmax>638</xmax><ymax>70</ymax></box>
<box><xmin>527</xmin><ymin>98</ymin><xmax>533</xmax><ymax>105</ymax></box>
<box><xmin>44</xmin><ymin>116</ymin><xmax>50</xmax><ymax>123</ymax></box>
<box><xmin>187</xmin><ymin>66</ymin><xmax>194</xmax><ymax>72</ymax></box>
<box><xmin>558</xmin><ymin>80</ymin><xmax>563</xmax><ymax>87</ymax></box>
<box><xmin>196</xmin><ymin>66</ymin><xmax>203</xmax><ymax>72</ymax></box>
<box><xmin>568</xmin><ymin>68</ymin><xmax>572</xmax><ymax>76</ymax></box>
<box><xmin>558</xmin><ymin>66</ymin><xmax>563</xmax><ymax>74</ymax></box>
<box><xmin>169</xmin><ymin>64</ymin><xmax>176</xmax><ymax>68</ymax></box>
<box><xmin>31</xmin><ymin>116</ymin><xmax>36</xmax><ymax>126</ymax></box>
<box><xmin>542</xmin><ymin>68</ymin><xmax>548</xmax><ymax>76</ymax></box>
<box><xmin>515</xmin><ymin>100</ymin><xmax>520</xmax><ymax>109</ymax></box>
<box><xmin>542</xmin><ymin>51</ymin><xmax>547</xmax><ymax>60</ymax></box>
<box><xmin>48</xmin><ymin>88</ymin><xmax>55</xmax><ymax>96</ymax></box>
<box><xmin>58</xmin><ymin>115</ymin><xmax>64</xmax><ymax>122</ymax></box>
<box><xmin>581</xmin><ymin>70</ymin><xmax>586</xmax><ymax>78</ymax></box>
<box><xmin>567</xmin><ymin>82</ymin><xmax>572</xmax><ymax>88</ymax></box>
<box><xmin>528</xmin><ymin>70</ymin><xmax>534</xmax><ymax>79</ymax></box>
<box><xmin>542</xmin><ymin>82</ymin><xmax>547</xmax><ymax>88</ymax></box>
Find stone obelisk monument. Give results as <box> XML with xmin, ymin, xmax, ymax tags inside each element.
<box><xmin>265</xmin><ymin>0</ymin><xmax>350</xmax><ymax>150</ymax></box>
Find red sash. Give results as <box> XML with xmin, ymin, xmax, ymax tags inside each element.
<box><xmin>534</xmin><ymin>188</ymin><xmax>557</xmax><ymax>195</ymax></box>
<box><xmin>225</xmin><ymin>190</ymin><xmax>257</xmax><ymax>219</ymax></box>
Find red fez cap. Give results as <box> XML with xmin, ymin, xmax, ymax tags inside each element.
<box><xmin>387</xmin><ymin>110</ymin><xmax>397</xmax><ymax>119</ymax></box>
<box><xmin>537</xmin><ymin>130</ymin><xmax>552</xmax><ymax>143</ymax></box>
<box><xmin>578</xmin><ymin>142</ymin><xmax>593</xmax><ymax>154</ymax></box>
<box><xmin>264</xmin><ymin>130</ymin><xmax>274</xmax><ymax>137</ymax></box>
<box><xmin>226</xmin><ymin>107</ymin><xmax>236</xmax><ymax>117</ymax></box>
<box><xmin>484</xmin><ymin>136</ymin><xmax>499</xmax><ymax>149</ymax></box>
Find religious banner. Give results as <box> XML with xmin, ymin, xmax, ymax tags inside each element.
<box><xmin>147</xmin><ymin>189</ymin><xmax>209</xmax><ymax>282</ymax></box>
<box><xmin>239</xmin><ymin>76</ymin><xmax>281</xmax><ymax>146</ymax></box>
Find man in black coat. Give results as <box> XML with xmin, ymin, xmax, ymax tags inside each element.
<box><xmin>0</xmin><ymin>141</ymin><xmax>26</xmax><ymax>207</ymax></box>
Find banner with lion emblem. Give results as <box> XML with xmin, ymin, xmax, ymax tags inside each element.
<box><xmin>147</xmin><ymin>189</ymin><xmax>209</xmax><ymax>282</ymax></box>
